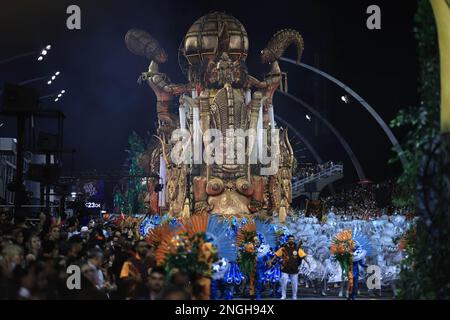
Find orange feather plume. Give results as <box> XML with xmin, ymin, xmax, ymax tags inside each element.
<box><xmin>179</xmin><ymin>213</ymin><xmax>209</xmax><ymax>238</ymax></box>
<box><xmin>152</xmin><ymin>214</ymin><xmax>209</xmax><ymax>265</ymax></box>
<box><xmin>330</xmin><ymin>229</ymin><xmax>355</xmax><ymax>255</ymax></box>
<box><xmin>146</xmin><ymin>223</ymin><xmax>176</xmax><ymax>247</ymax></box>
<box><xmin>155</xmin><ymin>233</ymin><xmax>180</xmax><ymax>265</ymax></box>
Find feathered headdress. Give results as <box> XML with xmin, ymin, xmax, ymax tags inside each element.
<box><xmin>206</xmin><ymin>215</ymin><xmax>237</xmax><ymax>262</ymax></box>
<box><xmin>352</xmin><ymin>229</ymin><xmax>373</xmax><ymax>261</ymax></box>
<box><xmin>330</xmin><ymin>229</ymin><xmax>373</xmax><ymax>260</ymax></box>
<box><xmin>146</xmin><ymin>223</ymin><xmax>178</xmax><ymax>248</ymax></box>
<box><xmin>153</xmin><ymin>225</ymin><xmax>184</xmax><ymax>265</ymax></box>
<box><xmin>178</xmin><ymin>213</ymin><xmax>209</xmax><ymax>238</ymax></box>
<box><xmin>255</xmin><ymin>218</ymin><xmax>276</xmax><ymax>248</ymax></box>
<box><xmin>330</xmin><ymin>229</ymin><xmax>354</xmax><ymax>256</ymax></box>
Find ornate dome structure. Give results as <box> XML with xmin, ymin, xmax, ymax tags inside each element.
<box><xmin>183</xmin><ymin>12</ymin><xmax>249</xmax><ymax>65</ymax></box>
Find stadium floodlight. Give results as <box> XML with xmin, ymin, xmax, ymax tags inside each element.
<box><xmin>341</xmin><ymin>95</ymin><xmax>350</xmax><ymax>104</ymax></box>
<box><xmin>47</xmin><ymin>71</ymin><xmax>61</xmax><ymax>85</ymax></box>
<box><xmin>53</xmin><ymin>89</ymin><xmax>66</xmax><ymax>102</ymax></box>
<box><xmin>37</xmin><ymin>44</ymin><xmax>52</xmax><ymax>62</ymax></box>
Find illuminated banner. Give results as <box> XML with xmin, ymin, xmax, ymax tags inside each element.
<box><xmin>79</xmin><ymin>180</ymin><xmax>105</xmax><ymax>200</ymax></box>
<box><xmin>75</xmin><ymin>180</ymin><xmax>105</xmax><ymax>212</ymax></box>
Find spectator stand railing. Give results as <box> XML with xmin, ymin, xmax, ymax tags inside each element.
<box><xmin>292</xmin><ymin>162</ymin><xmax>344</xmax><ymax>198</ymax></box>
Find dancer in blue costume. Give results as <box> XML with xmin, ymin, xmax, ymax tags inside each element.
<box><xmin>254</xmin><ymin>220</ymin><xmax>278</xmax><ymax>299</ymax></box>
<box><xmin>349</xmin><ymin>232</ymin><xmax>372</xmax><ymax>300</ymax></box>
<box><xmin>264</xmin><ymin>233</ymin><xmax>285</xmax><ymax>298</ymax></box>
<box><xmin>206</xmin><ymin>216</ymin><xmax>240</xmax><ymax>300</ymax></box>
<box><xmin>350</xmin><ymin>248</ymin><xmax>368</xmax><ymax>300</ymax></box>
<box><xmin>223</xmin><ymin>261</ymin><xmax>245</xmax><ymax>299</ymax></box>
<box><xmin>211</xmin><ymin>258</ymin><xmax>231</xmax><ymax>299</ymax></box>
<box><xmin>254</xmin><ymin>235</ymin><xmax>271</xmax><ymax>299</ymax></box>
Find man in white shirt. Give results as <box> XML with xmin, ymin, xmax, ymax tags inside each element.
<box><xmin>87</xmin><ymin>248</ymin><xmax>105</xmax><ymax>288</ymax></box>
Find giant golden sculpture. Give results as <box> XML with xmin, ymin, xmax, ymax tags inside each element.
<box><xmin>125</xmin><ymin>12</ymin><xmax>304</xmax><ymax>223</ymax></box>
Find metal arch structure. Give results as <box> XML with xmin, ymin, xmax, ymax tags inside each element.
<box><xmin>275</xmin><ymin>114</ymin><xmax>337</xmax><ymax>194</ymax></box>
<box><xmin>276</xmin><ymin>90</ymin><xmax>367</xmax><ymax>180</ymax></box>
<box><xmin>274</xmin><ymin>114</ymin><xmax>323</xmax><ymax>164</ymax></box>
<box><xmin>279</xmin><ymin>57</ymin><xmax>407</xmax><ymax>168</ymax></box>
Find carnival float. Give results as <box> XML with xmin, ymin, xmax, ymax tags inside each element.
<box><xmin>115</xmin><ymin>12</ymin><xmax>413</xmax><ymax>299</ymax></box>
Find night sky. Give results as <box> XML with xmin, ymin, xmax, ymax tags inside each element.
<box><xmin>0</xmin><ymin>0</ymin><xmax>419</xmax><ymax>206</ymax></box>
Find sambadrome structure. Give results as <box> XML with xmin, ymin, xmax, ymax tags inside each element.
<box><xmin>125</xmin><ymin>12</ymin><xmax>304</xmax><ymax>223</ymax></box>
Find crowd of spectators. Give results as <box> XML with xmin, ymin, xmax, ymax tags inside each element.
<box><xmin>320</xmin><ymin>181</ymin><xmax>398</xmax><ymax>218</ymax></box>
<box><xmin>0</xmin><ymin>210</ymin><xmax>193</xmax><ymax>300</ymax></box>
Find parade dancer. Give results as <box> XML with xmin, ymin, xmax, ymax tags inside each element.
<box><xmin>314</xmin><ymin>246</ymin><xmax>332</xmax><ymax>296</ymax></box>
<box><xmin>269</xmin><ymin>235</ymin><xmax>309</xmax><ymax>300</ymax></box>
<box><xmin>264</xmin><ymin>232</ymin><xmax>284</xmax><ymax>298</ymax></box>
<box><xmin>330</xmin><ymin>230</ymin><xmax>354</xmax><ymax>299</ymax></box>
<box><xmin>264</xmin><ymin>249</ymin><xmax>282</xmax><ymax>298</ymax></box>
<box><xmin>223</xmin><ymin>261</ymin><xmax>245</xmax><ymax>299</ymax></box>
<box><xmin>254</xmin><ymin>236</ymin><xmax>267</xmax><ymax>299</ymax></box>
<box><xmin>349</xmin><ymin>231</ymin><xmax>373</xmax><ymax>300</ymax></box>
<box><xmin>349</xmin><ymin>246</ymin><xmax>368</xmax><ymax>300</ymax></box>
<box><xmin>236</xmin><ymin>223</ymin><xmax>258</xmax><ymax>299</ymax></box>
<box><xmin>211</xmin><ymin>258</ymin><xmax>230</xmax><ymax>300</ymax></box>
<box><xmin>331</xmin><ymin>229</ymin><xmax>373</xmax><ymax>300</ymax></box>
<box><xmin>338</xmin><ymin>275</ymin><xmax>349</xmax><ymax>298</ymax></box>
